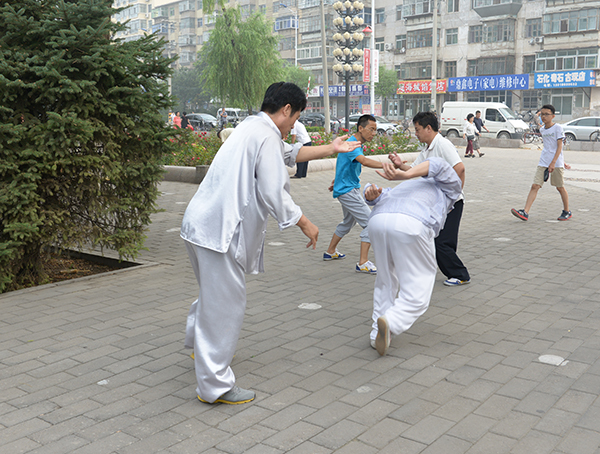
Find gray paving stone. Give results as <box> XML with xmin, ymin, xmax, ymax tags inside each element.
<box><xmin>3</xmin><ymin>150</ymin><xmax>600</xmax><ymax>453</ymax></box>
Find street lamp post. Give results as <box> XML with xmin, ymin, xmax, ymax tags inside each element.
<box><xmin>280</xmin><ymin>3</ymin><xmax>298</xmax><ymax>66</ymax></box>
<box><xmin>332</xmin><ymin>1</ymin><xmax>365</xmax><ymax>130</ymax></box>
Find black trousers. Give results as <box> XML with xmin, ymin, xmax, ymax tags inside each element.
<box><xmin>294</xmin><ymin>141</ymin><xmax>311</xmax><ymax>178</ymax></box>
<box><xmin>435</xmin><ymin>199</ymin><xmax>470</xmax><ymax>281</ymax></box>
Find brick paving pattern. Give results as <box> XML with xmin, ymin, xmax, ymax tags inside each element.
<box><xmin>2</xmin><ymin>146</ymin><xmax>600</xmax><ymax>453</ymax></box>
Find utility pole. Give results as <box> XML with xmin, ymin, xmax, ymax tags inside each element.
<box><xmin>430</xmin><ymin>0</ymin><xmax>437</xmax><ymax>112</ymax></box>
<box><xmin>321</xmin><ymin>0</ymin><xmax>330</xmax><ymax>133</ymax></box>
<box><xmin>370</xmin><ymin>0</ymin><xmax>375</xmax><ymax>116</ymax></box>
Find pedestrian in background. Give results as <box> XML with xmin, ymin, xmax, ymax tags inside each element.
<box><xmin>511</xmin><ymin>104</ymin><xmax>571</xmax><ymax>222</ymax></box>
<box><xmin>463</xmin><ymin>113</ymin><xmax>477</xmax><ymax>158</ymax></box>
<box><xmin>290</xmin><ymin>120</ymin><xmax>311</xmax><ymax>178</ymax></box>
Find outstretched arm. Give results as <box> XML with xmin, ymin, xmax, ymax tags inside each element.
<box><xmin>296</xmin><ymin>135</ymin><xmax>360</xmax><ymax>162</ymax></box>
<box><xmin>376</xmin><ymin>160</ymin><xmax>430</xmax><ymax>181</ymax></box>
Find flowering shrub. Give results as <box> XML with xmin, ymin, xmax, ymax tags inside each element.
<box><xmin>163</xmin><ymin>126</ymin><xmax>419</xmax><ymax>167</ymax></box>
<box><xmin>161</xmin><ymin>129</ymin><xmax>222</xmax><ymax>166</ymax></box>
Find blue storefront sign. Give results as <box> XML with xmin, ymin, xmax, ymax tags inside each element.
<box><xmin>448</xmin><ymin>74</ymin><xmax>529</xmax><ymax>92</ymax></box>
<box><xmin>534</xmin><ymin>70</ymin><xmax>596</xmax><ymax>89</ymax></box>
<box><xmin>319</xmin><ymin>84</ymin><xmax>370</xmax><ymax>97</ymax></box>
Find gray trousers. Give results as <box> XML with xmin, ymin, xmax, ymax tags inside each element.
<box><xmin>334</xmin><ymin>188</ymin><xmax>371</xmax><ymax>243</ymax></box>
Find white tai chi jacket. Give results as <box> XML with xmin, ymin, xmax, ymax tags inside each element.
<box><xmin>180</xmin><ymin>112</ymin><xmax>303</xmax><ymax>274</ymax></box>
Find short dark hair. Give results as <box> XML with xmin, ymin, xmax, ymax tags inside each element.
<box><xmin>467</xmin><ymin>113</ymin><xmax>474</xmax><ymax>121</ymax></box>
<box><xmin>541</xmin><ymin>104</ymin><xmax>555</xmax><ymax>114</ymax></box>
<box><xmin>475</xmin><ymin>110</ymin><xmax>481</xmax><ymax>114</ymax></box>
<box><xmin>260</xmin><ymin>82</ymin><xmax>307</xmax><ymax>115</ymax></box>
<box><xmin>412</xmin><ymin>111</ymin><xmax>439</xmax><ymax>132</ymax></box>
<box><xmin>357</xmin><ymin>114</ymin><xmax>376</xmax><ymax>130</ymax></box>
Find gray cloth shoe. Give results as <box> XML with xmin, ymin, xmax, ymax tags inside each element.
<box><xmin>198</xmin><ymin>385</ymin><xmax>256</xmax><ymax>405</ymax></box>
<box><xmin>375</xmin><ymin>316</ymin><xmax>391</xmax><ymax>356</ymax></box>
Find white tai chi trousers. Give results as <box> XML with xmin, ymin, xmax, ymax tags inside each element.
<box><xmin>184</xmin><ymin>240</ymin><xmax>246</xmax><ymax>403</ymax></box>
<box><xmin>369</xmin><ymin>213</ymin><xmax>437</xmax><ymax>343</ymax></box>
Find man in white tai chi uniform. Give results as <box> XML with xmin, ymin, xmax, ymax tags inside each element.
<box><xmin>180</xmin><ymin>82</ymin><xmax>360</xmax><ymax>404</ymax></box>
<box><xmin>364</xmin><ymin>158</ymin><xmax>463</xmax><ymax>356</ymax></box>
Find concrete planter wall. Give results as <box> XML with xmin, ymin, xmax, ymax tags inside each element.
<box><xmin>163</xmin><ymin>165</ymin><xmax>210</xmax><ymax>184</ymax></box>
<box><xmin>446</xmin><ymin>137</ymin><xmax>522</xmax><ymax>149</ymax></box>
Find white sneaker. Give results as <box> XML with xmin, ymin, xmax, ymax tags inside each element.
<box><xmin>356</xmin><ymin>260</ymin><xmax>377</xmax><ymax>274</ymax></box>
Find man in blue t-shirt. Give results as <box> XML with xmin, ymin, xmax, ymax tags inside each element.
<box><xmin>323</xmin><ymin>114</ymin><xmax>384</xmax><ymax>274</ymax></box>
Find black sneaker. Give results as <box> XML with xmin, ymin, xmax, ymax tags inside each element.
<box><xmin>557</xmin><ymin>210</ymin><xmax>572</xmax><ymax>221</ymax></box>
<box><xmin>511</xmin><ymin>208</ymin><xmax>528</xmax><ymax>221</ymax></box>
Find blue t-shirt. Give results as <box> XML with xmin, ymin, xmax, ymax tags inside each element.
<box><xmin>333</xmin><ymin>136</ymin><xmax>363</xmax><ymax>198</ymax></box>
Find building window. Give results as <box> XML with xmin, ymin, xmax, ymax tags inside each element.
<box><xmin>180</xmin><ymin>17</ymin><xmax>195</xmax><ymax>31</ymax></box>
<box><xmin>446</xmin><ymin>28</ymin><xmax>458</xmax><ymax>45</ymax></box>
<box><xmin>402</xmin><ymin>0</ymin><xmax>434</xmax><ymax>18</ymax></box>
<box><xmin>274</xmin><ymin>16</ymin><xmax>297</xmax><ymax>31</ymax></box>
<box><xmin>298</xmin><ymin>42</ymin><xmax>322</xmax><ymax>60</ymax></box>
<box><xmin>468</xmin><ymin>56</ymin><xmax>515</xmax><ymax>76</ymax></box>
<box><xmin>543</xmin><ymin>9</ymin><xmax>598</xmax><ymax>34</ymax></box>
<box><xmin>484</xmin><ymin>19</ymin><xmax>515</xmax><ymax>43</ymax></box>
<box><xmin>300</xmin><ymin>16</ymin><xmax>321</xmax><ymax>33</ymax></box>
<box><xmin>447</xmin><ymin>0</ymin><xmax>459</xmax><ymax>13</ymax></box>
<box><xmin>362</xmin><ymin>7</ymin><xmax>371</xmax><ymax>25</ymax></box>
<box><xmin>375</xmin><ymin>37</ymin><xmax>385</xmax><ymax>51</ymax></box>
<box><xmin>396</xmin><ymin>5</ymin><xmax>402</xmax><ymax>20</ymax></box>
<box><xmin>445</xmin><ymin>61</ymin><xmax>457</xmax><ymax>78</ymax></box>
<box><xmin>396</xmin><ymin>34</ymin><xmax>406</xmax><ymax>50</ymax></box>
<box><xmin>407</xmin><ymin>28</ymin><xmax>433</xmax><ymax>49</ymax></box>
<box><xmin>525</xmin><ymin>18</ymin><xmax>541</xmax><ymax>38</ymax></box>
<box><xmin>469</xmin><ymin>25</ymin><xmax>483</xmax><ymax>43</ymax></box>
<box><xmin>279</xmin><ymin>36</ymin><xmax>295</xmax><ymax>51</ymax></box>
<box><xmin>179</xmin><ymin>1</ymin><xmax>195</xmax><ymax>12</ymax></box>
<box><xmin>474</xmin><ymin>0</ymin><xmax>520</xmax><ymax>6</ymax></box>
<box><xmin>169</xmin><ymin>7</ymin><xmax>175</xmax><ymax>16</ymax></box>
<box><xmin>536</xmin><ymin>48</ymin><xmax>598</xmax><ymax>72</ymax></box>
<box><xmin>523</xmin><ymin>55</ymin><xmax>535</xmax><ymax>74</ymax></box>
<box><xmin>299</xmin><ymin>0</ymin><xmax>319</xmax><ymax>8</ymax></box>
<box><xmin>522</xmin><ymin>90</ymin><xmax>541</xmax><ymax>110</ymax></box>
<box><xmin>198</xmin><ymin>0</ymin><xmax>203</xmax><ymax>9</ymax></box>
<box><xmin>259</xmin><ymin>4</ymin><xmax>266</xmax><ymax>14</ymax></box>
<box><xmin>376</xmin><ymin>8</ymin><xmax>385</xmax><ymax>24</ymax></box>
<box><xmin>197</xmin><ymin>18</ymin><xmax>203</xmax><ymax>27</ymax></box>
<box><xmin>400</xmin><ymin>61</ymin><xmax>432</xmax><ymax>80</ymax></box>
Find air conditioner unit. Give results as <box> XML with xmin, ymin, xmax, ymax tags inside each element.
<box><xmin>535</xmin><ymin>36</ymin><xmax>544</xmax><ymax>44</ymax></box>
<box><xmin>384</xmin><ymin>43</ymin><xmax>393</xmax><ymax>51</ymax></box>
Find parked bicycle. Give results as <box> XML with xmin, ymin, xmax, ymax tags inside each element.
<box><xmin>522</xmin><ymin>123</ymin><xmax>542</xmax><ymax>144</ymax></box>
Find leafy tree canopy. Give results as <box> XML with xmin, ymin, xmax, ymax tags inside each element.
<box><xmin>171</xmin><ymin>66</ymin><xmax>212</xmax><ymax>113</ymax></box>
<box><xmin>198</xmin><ymin>7</ymin><xmax>283</xmax><ymax>113</ymax></box>
<box><xmin>0</xmin><ymin>0</ymin><xmax>177</xmax><ymax>292</ymax></box>
<box><xmin>375</xmin><ymin>65</ymin><xmax>399</xmax><ymax>99</ymax></box>
<box><xmin>282</xmin><ymin>64</ymin><xmax>311</xmax><ymax>93</ymax></box>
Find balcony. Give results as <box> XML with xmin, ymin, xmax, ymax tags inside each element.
<box><xmin>473</xmin><ymin>0</ymin><xmax>522</xmax><ymax>18</ymax></box>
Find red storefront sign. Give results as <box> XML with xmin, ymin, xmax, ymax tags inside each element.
<box><xmin>397</xmin><ymin>79</ymin><xmax>448</xmax><ymax>94</ymax></box>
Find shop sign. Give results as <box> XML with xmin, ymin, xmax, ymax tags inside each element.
<box><xmin>534</xmin><ymin>70</ymin><xmax>596</xmax><ymax>89</ymax></box>
<box><xmin>319</xmin><ymin>85</ymin><xmax>370</xmax><ymax>97</ymax></box>
<box><xmin>397</xmin><ymin>79</ymin><xmax>447</xmax><ymax>94</ymax></box>
<box><xmin>448</xmin><ymin>74</ymin><xmax>529</xmax><ymax>92</ymax></box>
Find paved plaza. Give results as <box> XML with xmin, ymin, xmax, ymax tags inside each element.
<box><xmin>2</xmin><ymin>145</ymin><xmax>600</xmax><ymax>453</ymax></box>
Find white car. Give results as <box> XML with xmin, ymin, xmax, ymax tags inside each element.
<box><xmin>561</xmin><ymin>117</ymin><xmax>600</xmax><ymax>142</ymax></box>
<box><xmin>340</xmin><ymin>115</ymin><xmax>398</xmax><ymax>135</ymax></box>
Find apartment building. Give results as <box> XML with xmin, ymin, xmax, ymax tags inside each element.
<box><xmin>377</xmin><ymin>0</ymin><xmax>600</xmax><ymax>121</ymax></box>
<box><xmin>113</xmin><ymin>0</ymin><xmax>600</xmax><ymax>121</ymax></box>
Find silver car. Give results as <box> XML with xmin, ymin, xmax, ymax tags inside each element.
<box><xmin>561</xmin><ymin>117</ymin><xmax>600</xmax><ymax>142</ymax></box>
